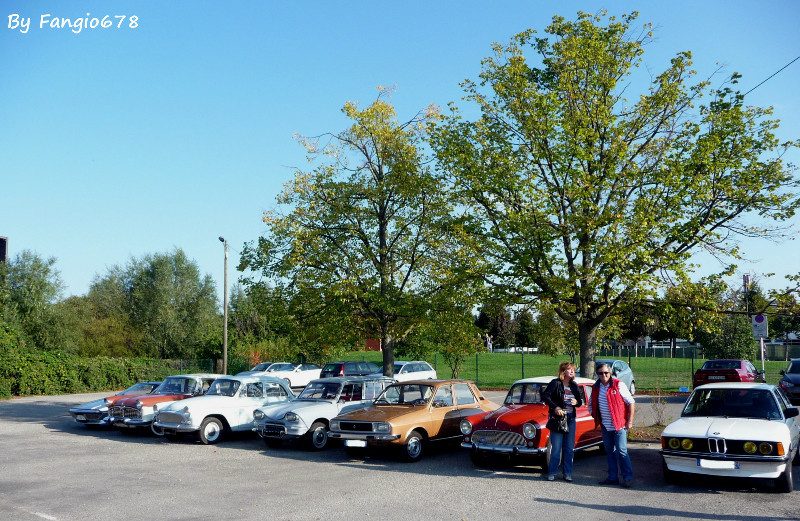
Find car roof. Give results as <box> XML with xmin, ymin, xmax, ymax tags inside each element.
<box><xmin>310</xmin><ymin>376</ymin><xmax>395</xmax><ymax>384</ymax></box>
<box><xmin>694</xmin><ymin>382</ymin><xmax>777</xmax><ymax>391</ymax></box>
<box><xmin>390</xmin><ymin>379</ymin><xmax>473</xmax><ymax>385</ymax></box>
<box><xmin>216</xmin><ymin>374</ymin><xmax>289</xmax><ymax>384</ymax></box>
<box><xmin>512</xmin><ymin>376</ymin><xmax>596</xmax><ymax>385</ymax></box>
<box><xmin>167</xmin><ymin>373</ymin><xmax>226</xmax><ymax>379</ymax></box>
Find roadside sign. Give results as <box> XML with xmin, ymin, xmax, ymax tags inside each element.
<box><xmin>752</xmin><ymin>313</ymin><xmax>768</xmax><ymax>340</ymax></box>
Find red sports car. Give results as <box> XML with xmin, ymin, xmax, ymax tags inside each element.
<box><xmin>693</xmin><ymin>359</ymin><xmax>765</xmax><ymax>388</ymax></box>
<box><xmin>460</xmin><ymin>376</ymin><xmax>603</xmax><ymax>468</ymax></box>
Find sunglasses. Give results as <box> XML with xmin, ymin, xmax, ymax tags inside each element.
<box><xmin>597</xmin><ymin>371</ymin><xmax>610</xmax><ymax>375</ymax></box>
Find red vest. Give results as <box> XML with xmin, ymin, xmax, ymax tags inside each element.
<box><xmin>591</xmin><ymin>378</ymin><xmax>627</xmax><ymax>431</ymax></box>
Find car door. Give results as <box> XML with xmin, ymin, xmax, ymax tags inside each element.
<box><xmin>428</xmin><ymin>383</ymin><xmax>459</xmax><ymax>438</ymax></box>
<box><xmin>338</xmin><ymin>382</ymin><xmax>368</xmax><ymax>415</ymax></box>
<box><xmin>575</xmin><ymin>384</ymin><xmax>602</xmax><ymax>447</ymax></box>
<box><xmin>776</xmin><ymin>388</ymin><xmax>800</xmax><ymax>452</ymax></box>
<box><xmin>232</xmin><ymin>382</ymin><xmax>266</xmax><ymax>430</ymax></box>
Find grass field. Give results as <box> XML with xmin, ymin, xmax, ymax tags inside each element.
<box><xmin>338</xmin><ymin>351</ymin><xmax>788</xmax><ymax>392</ymax></box>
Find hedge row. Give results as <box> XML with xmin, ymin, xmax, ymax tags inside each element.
<box><xmin>0</xmin><ymin>351</ymin><xmax>181</xmax><ymax>399</ymax></box>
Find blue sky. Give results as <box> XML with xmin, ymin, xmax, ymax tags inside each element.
<box><xmin>2</xmin><ymin>0</ymin><xmax>799</xmax><ymax>304</ymax></box>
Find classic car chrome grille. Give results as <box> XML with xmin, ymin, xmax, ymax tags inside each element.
<box><xmin>708</xmin><ymin>437</ymin><xmax>727</xmax><ymax>454</ymax></box>
<box><xmin>111</xmin><ymin>407</ymin><xmax>141</xmax><ymax>419</ymax></box>
<box><xmin>157</xmin><ymin>412</ymin><xmax>184</xmax><ymax>424</ymax></box>
<box><xmin>473</xmin><ymin>429</ymin><xmax>525</xmax><ymax>447</ymax></box>
<box><xmin>339</xmin><ymin>421</ymin><xmax>374</xmax><ymax>432</ymax></box>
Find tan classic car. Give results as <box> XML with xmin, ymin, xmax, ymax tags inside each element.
<box><xmin>329</xmin><ymin>379</ymin><xmax>499</xmax><ymax>461</ymax></box>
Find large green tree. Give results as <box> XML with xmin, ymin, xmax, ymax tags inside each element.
<box><xmin>431</xmin><ymin>11</ymin><xmax>798</xmax><ymax>377</ymax></box>
<box><xmin>89</xmin><ymin>249</ymin><xmax>219</xmax><ymax>359</ymax></box>
<box><xmin>240</xmin><ymin>89</ymin><xmax>471</xmax><ymax>376</ymax></box>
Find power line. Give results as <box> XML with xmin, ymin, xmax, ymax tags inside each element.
<box><xmin>744</xmin><ymin>55</ymin><xmax>800</xmax><ymax>96</ymax></box>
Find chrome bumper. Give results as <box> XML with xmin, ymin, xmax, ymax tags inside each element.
<box><xmin>461</xmin><ymin>441</ymin><xmax>546</xmax><ymax>455</ymax></box>
<box><xmin>328</xmin><ymin>432</ymin><xmax>401</xmax><ymax>442</ymax></box>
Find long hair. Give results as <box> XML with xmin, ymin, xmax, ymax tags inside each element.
<box><xmin>558</xmin><ymin>361</ymin><xmax>576</xmax><ymax>381</ymax></box>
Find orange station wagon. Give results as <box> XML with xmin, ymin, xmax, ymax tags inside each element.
<box><xmin>329</xmin><ymin>379</ymin><xmax>499</xmax><ymax>461</ymax></box>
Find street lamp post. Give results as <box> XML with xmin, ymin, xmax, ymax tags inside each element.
<box><xmin>219</xmin><ymin>236</ymin><xmax>228</xmax><ymax>375</ymax></box>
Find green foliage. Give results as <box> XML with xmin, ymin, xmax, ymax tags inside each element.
<box><xmin>430</xmin><ymin>10</ymin><xmax>799</xmax><ymax>377</ymax></box>
<box><xmin>0</xmin><ymin>351</ymin><xmax>183</xmax><ymax>399</ymax></box>
<box><xmin>695</xmin><ymin>314</ymin><xmax>756</xmax><ymax>360</ymax></box>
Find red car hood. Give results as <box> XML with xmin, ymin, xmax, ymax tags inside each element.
<box><xmin>473</xmin><ymin>404</ymin><xmax>549</xmax><ymax>430</ymax></box>
<box><xmin>116</xmin><ymin>393</ymin><xmax>190</xmax><ymax>407</ymax></box>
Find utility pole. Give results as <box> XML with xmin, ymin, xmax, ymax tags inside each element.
<box><xmin>219</xmin><ymin>237</ymin><xmax>228</xmax><ymax>374</ymax></box>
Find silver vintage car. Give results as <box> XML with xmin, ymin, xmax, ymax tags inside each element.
<box><xmin>253</xmin><ymin>376</ymin><xmax>394</xmax><ymax>450</ymax></box>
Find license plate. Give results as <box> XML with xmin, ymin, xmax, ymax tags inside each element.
<box><xmin>345</xmin><ymin>439</ymin><xmax>367</xmax><ymax>448</ymax></box>
<box><xmin>708</xmin><ymin>376</ymin><xmax>726</xmax><ymax>380</ymax></box>
<box><xmin>698</xmin><ymin>458</ymin><xmax>738</xmax><ymax>469</ymax></box>
<box><xmin>76</xmin><ymin>415</ymin><xmax>86</xmax><ymax>421</ymax></box>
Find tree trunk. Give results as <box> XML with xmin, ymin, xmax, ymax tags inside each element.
<box><xmin>382</xmin><ymin>333</ymin><xmax>396</xmax><ymax>377</ymax></box>
<box><xmin>578</xmin><ymin>322</ymin><xmax>597</xmax><ymax>380</ymax></box>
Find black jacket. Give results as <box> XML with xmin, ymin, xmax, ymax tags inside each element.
<box><xmin>542</xmin><ymin>378</ymin><xmax>583</xmax><ymax>416</ymax></box>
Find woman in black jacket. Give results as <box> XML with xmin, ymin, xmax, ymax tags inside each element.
<box><xmin>541</xmin><ymin>361</ymin><xmax>582</xmax><ymax>482</ymax></box>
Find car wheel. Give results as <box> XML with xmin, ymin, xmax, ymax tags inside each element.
<box><xmin>629</xmin><ymin>381</ymin><xmax>636</xmax><ymax>395</ymax></box>
<box><xmin>151</xmin><ymin>423</ymin><xmax>165</xmax><ymax>436</ymax></box>
<box><xmin>263</xmin><ymin>437</ymin><xmax>282</xmax><ymax>448</ymax></box>
<box><xmin>537</xmin><ymin>438</ymin><xmax>552</xmax><ymax>470</ymax></box>
<box><xmin>402</xmin><ymin>430</ymin><xmax>424</xmax><ymax>462</ymax></box>
<box><xmin>662</xmin><ymin>457</ymin><xmax>677</xmax><ymax>484</ymax></box>
<box><xmin>306</xmin><ymin>421</ymin><xmax>329</xmax><ymax>450</ymax></box>
<box><xmin>199</xmin><ymin>417</ymin><xmax>224</xmax><ymax>445</ymax></box>
<box><xmin>776</xmin><ymin>462</ymin><xmax>793</xmax><ymax>493</ymax></box>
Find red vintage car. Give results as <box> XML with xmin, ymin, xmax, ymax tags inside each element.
<box><xmin>108</xmin><ymin>373</ymin><xmax>223</xmax><ymax>434</ymax></box>
<box><xmin>693</xmin><ymin>359</ymin><xmax>765</xmax><ymax>388</ymax></box>
<box><xmin>460</xmin><ymin>376</ymin><xmax>603</xmax><ymax>468</ymax></box>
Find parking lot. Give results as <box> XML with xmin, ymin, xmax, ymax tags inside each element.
<box><xmin>0</xmin><ymin>391</ymin><xmax>797</xmax><ymax>521</ymax></box>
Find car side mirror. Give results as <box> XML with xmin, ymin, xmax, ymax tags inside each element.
<box><xmin>785</xmin><ymin>408</ymin><xmax>800</xmax><ymax>419</ymax></box>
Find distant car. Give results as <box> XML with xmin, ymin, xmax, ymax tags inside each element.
<box><xmin>460</xmin><ymin>376</ymin><xmax>602</xmax><ymax>468</ymax></box>
<box><xmin>236</xmin><ymin>362</ymin><xmax>285</xmax><ymax>375</ymax></box>
<box><xmin>329</xmin><ymin>380</ymin><xmax>500</xmax><ymax>462</ymax></box>
<box><xmin>596</xmin><ymin>359</ymin><xmax>636</xmax><ymax>395</ymax></box>
<box><xmin>320</xmin><ymin>361</ymin><xmax>381</xmax><ymax>378</ymax></box>
<box><xmin>660</xmin><ymin>382</ymin><xmax>800</xmax><ymax>492</ymax></box>
<box><xmin>693</xmin><ymin>359</ymin><xmax>764</xmax><ymax>388</ymax></box>
<box><xmin>261</xmin><ymin>363</ymin><xmax>322</xmax><ymax>388</ymax></box>
<box><xmin>108</xmin><ymin>374</ymin><xmax>224</xmax><ymax>434</ymax></box>
<box><xmin>371</xmin><ymin>361</ymin><xmax>437</xmax><ymax>382</ymax></box>
<box><xmin>153</xmin><ymin>374</ymin><xmax>294</xmax><ymax>444</ymax></box>
<box><xmin>253</xmin><ymin>376</ymin><xmax>395</xmax><ymax>450</ymax></box>
<box><xmin>779</xmin><ymin>359</ymin><xmax>800</xmax><ymax>404</ymax></box>
<box><xmin>69</xmin><ymin>381</ymin><xmax>161</xmax><ymax>427</ymax></box>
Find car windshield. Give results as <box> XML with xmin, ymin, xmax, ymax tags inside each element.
<box><xmin>504</xmin><ymin>383</ymin><xmax>543</xmax><ymax>405</ymax></box>
<box><xmin>375</xmin><ymin>384</ymin><xmax>434</xmax><ymax>405</ymax></box>
<box><xmin>701</xmin><ymin>360</ymin><xmax>740</xmax><ymax>370</ymax></box>
<box><xmin>206</xmin><ymin>379</ymin><xmax>241</xmax><ymax>397</ymax></box>
<box><xmin>786</xmin><ymin>361</ymin><xmax>800</xmax><ymax>374</ymax></box>
<box><xmin>393</xmin><ymin>363</ymin><xmax>405</xmax><ymax>373</ymax></box>
<box><xmin>156</xmin><ymin>377</ymin><xmax>198</xmax><ymax>395</ymax></box>
<box><xmin>122</xmin><ymin>383</ymin><xmax>158</xmax><ymax>395</ymax></box>
<box><xmin>267</xmin><ymin>363</ymin><xmax>295</xmax><ymax>372</ymax></box>
<box><xmin>682</xmin><ymin>388</ymin><xmax>781</xmax><ymax>419</ymax></box>
<box><xmin>251</xmin><ymin>363</ymin><xmax>272</xmax><ymax>371</ymax></box>
<box><xmin>298</xmin><ymin>382</ymin><xmax>342</xmax><ymax>400</ymax></box>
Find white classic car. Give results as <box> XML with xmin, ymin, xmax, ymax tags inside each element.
<box><xmin>153</xmin><ymin>374</ymin><xmax>294</xmax><ymax>444</ymax></box>
<box><xmin>261</xmin><ymin>362</ymin><xmax>322</xmax><ymax>388</ymax></box>
<box><xmin>386</xmin><ymin>361</ymin><xmax>437</xmax><ymax>382</ymax></box>
<box><xmin>253</xmin><ymin>376</ymin><xmax>395</xmax><ymax>450</ymax></box>
<box><xmin>660</xmin><ymin>383</ymin><xmax>800</xmax><ymax>492</ymax></box>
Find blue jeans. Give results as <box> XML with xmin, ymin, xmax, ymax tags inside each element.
<box><xmin>601</xmin><ymin>424</ymin><xmax>633</xmax><ymax>482</ymax></box>
<box><xmin>548</xmin><ymin>415</ymin><xmax>576</xmax><ymax>476</ymax></box>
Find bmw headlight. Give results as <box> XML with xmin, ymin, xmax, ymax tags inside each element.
<box><xmin>253</xmin><ymin>410</ymin><xmax>265</xmax><ymax>421</ymax></box>
<box><xmin>460</xmin><ymin>419</ymin><xmax>472</xmax><ymax>435</ymax></box>
<box><xmin>374</xmin><ymin>422</ymin><xmax>391</xmax><ymax>433</ymax></box>
<box><xmin>681</xmin><ymin>439</ymin><xmax>693</xmax><ymax>450</ymax></box>
<box><xmin>759</xmin><ymin>442</ymin><xmax>773</xmax><ymax>455</ymax></box>
<box><xmin>285</xmin><ymin>412</ymin><xmax>299</xmax><ymax>422</ymax></box>
<box><xmin>522</xmin><ymin>423</ymin><xmax>537</xmax><ymax>439</ymax></box>
<box><xmin>744</xmin><ymin>441</ymin><xmax>757</xmax><ymax>454</ymax></box>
